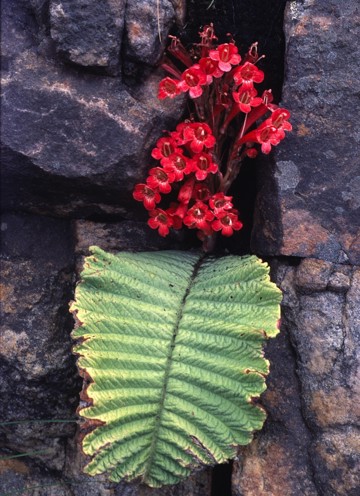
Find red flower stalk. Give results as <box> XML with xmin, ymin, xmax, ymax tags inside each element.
<box><xmin>133</xmin><ymin>26</ymin><xmax>291</xmax><ymax>249</ymax></box>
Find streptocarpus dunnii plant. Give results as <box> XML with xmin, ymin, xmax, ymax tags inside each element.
<box><xmin>133</xmin><ymin>25</ymin><xmax>291</xmax><ymax>251</ymax></box>
<box><xmin>71</xmin><ymin>25</ymin><xmax>286</xmax><ymax>488</ymax></box>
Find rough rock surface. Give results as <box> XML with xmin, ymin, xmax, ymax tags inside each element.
<box><xmin>1</xmin><ymin>0</ymin><xmax>184</xmax><ymax>217</ymax></box>
<box><xmin>0</xmin><ymin>213</ymin><xmax>79</xmax><ymax>473</ymax></box>
<box><xmin>252</xmin><ymin>0</ymin><xmax>360</xmax><ymax>264</ymax></box>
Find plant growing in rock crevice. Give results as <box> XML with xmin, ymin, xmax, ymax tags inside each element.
<box><xmin>133</xmin><ymin>25</ymin><xmax>291</xmax><ymax>251</ymax></box>
<box><xmin>71</xmin><ymin>25</ymin><xmax>288</xmax><ymax>487</ymax></box>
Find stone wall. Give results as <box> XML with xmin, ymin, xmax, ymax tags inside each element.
<box><xmin>1</xmin><ymin>1</ymin><xmax>359</xmax><ymax>495</ymax></box>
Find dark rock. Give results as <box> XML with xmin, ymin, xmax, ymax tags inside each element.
<box><xmin>123</xmin><ymin>0</ymin><xmax>183</xmax><ymax>67</ymax></box>
<box><xmin>232</xmin><ymin>319</ymin><xmax>317</xmax><ymax>496</ymax></box>
<box><xmin>1</xmin><ymin>0</ymin><xmax>184</xmax><ymax>218</ymax></box>
<box><xmin>73</xmin><ymin>219</ymin><xmax>184</xmax><ymax>270</ymax></box>
<box><xmin>0</xmin><ymin>213</ymin><xmax>79</xmax><ymax>471</ymax></box>
<box><xmin>49</xmin><ymin>0</ymin><xmax>126</xmax><ymax>74</ymax></box>
<box><xmin>48</xmin><ymin>1</ymin><xmax>184</xmax><ymax>74</ymax></box>
<box><xmin>274</xmin><ymin>261</ymin><xmax>360</xmax><ymax>495</ymax></box>
<box><xmin>295</xmin><ymin>258</ymin><xmax>333</xmax><ymax>292</ymax></box>
<box><xmin>252</xmin><ymin>0</ymin><xmax>360</xmax><ymax>265</ymax></box>
<box><xmin>311</xmin><ymin>429</ymin><xmax>360</xmax><ymax>496</ymax></box>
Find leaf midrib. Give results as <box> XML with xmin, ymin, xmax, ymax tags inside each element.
<box><xmin>142</xmin><ymin>254</ymin><xmax>204</xmax><ymax>482</ymax></box>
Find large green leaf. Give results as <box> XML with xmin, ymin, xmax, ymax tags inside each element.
<box><xmin>70</xmin><ymin>247</ymin><xmax>281</xmax><ymax>487</ymax></box>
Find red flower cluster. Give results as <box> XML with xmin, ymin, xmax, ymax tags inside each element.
<box><xmin>133</xmin><ymin>122</ymin><xmax>242</xmax><ymax>238</ymax></box>
<box><xmin>133</xmin><ymin>25</ymin><xmax>291</xmax><ymax>246</ymax></box>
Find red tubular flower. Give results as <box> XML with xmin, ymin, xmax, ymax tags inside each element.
<box><xmin>147</xmin><ymin>167</ymin><xmax>175</xmax><ymax>193</ymax></box>
<box><xmin>190</xmin><ymin>152</ymin><xmax>218</xmax><ymax>181</ymax></box>
<box><xmin>240</xmin><ymin>125</ymin><xmax>282</xmax><ymax>154</ymax></box>
<box><xmin>151</xmin><ymin>137</ymin><xmax>180</xmax><ymax>161</ymax></box>
<box><xmin>209</xmin><ymin>43</ymin><xmax>241</xmax><ymax>72</ymax></box>
<box><xmin>270</xmin><ymin>108</ymin><xmax>292</xmax><ymax>133</ymax></box>
<box><xmin>170</xmin><ymin>122</ymin><xmax>192</xmax><ymax>145</ymax></box>
<box><xmin>183</xmin><ymin>122</ymin><xmax>216</xmax><ymax>153</ymax></box>
<box><xmin>167</xmin><ymin>202</ymin><xmax>187</xmax><ymax>225</ymax></box>
<box><xmin>233</xmin><ymin>62</ymin><xmax>264</xmax><ymax>88</ymax></box>
<box><xmin>209</xmin><ymin>193</ymin><xmax>233</xmax><ymax>215</ymax></box>
<box><xmin>192</xmin><ymin>183</ymin><xmax>212</xmax><ymax>202</ymax></box>
<box><xmin>158</xmin><ymin>77</ymin><xmax>181</xmax><ymax>99</ymax></box>
<box><xmin>183</xmin><ymin>201</ymin><xmax>215</xmax><ymax>230</ymax></box>
<box><xmin>245</xmin><ymin>147</ymin><xmax>258</xmax><ymax>158</ymax></box>
<box><xmin>232</xmin><ymin>86</ymin><xmax>263</xmax><ymax>114</ymax></box>
<box><xmin>148</xmin><ymin>208</ymin><xmax>173</xmax><ymax>237</ymax></box>
<box><xmin>240</xmin><ymin>108</ymin><xmax>292</xmax><ymax>154</ymax></box>
<box><xmin>178</xmin><ymin>65</ymin><xmax>207</xmax><ymax>99</ymax></box>
<box><xmin>212</xmin><ymin>210</ymin><xmax>243</xmax><ymax>236</ymax></box>
<box><xmin>133</xmin><ymin>183</ymin><xmax>161</xmax><ymax>210</ymax></box>
<box><xmin>198</xmin><ymin>57</ymin><xmax>224</xmax><ymax>84</ymax></box>
<box><xmin>178</xmin><ymin>177</ymin><xmax>196</xmax><ymax>204</ymax></box>
<box><xmin>168</xmin><ymin>36</ymin><xmax>193</xmax><ymax>67</ymax></box>
<box><xmin>162</xmin><ymin>152</ymin><xmax>192</xmax><ymax>181</ymax></box>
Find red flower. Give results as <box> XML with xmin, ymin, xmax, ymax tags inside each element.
<box><xmin>183</xmin><ymin>122</ymin><xmax>216</xmax><ymax>153</ymax></box>
<box><xmin>158</xmin><ymin>77</ymin><xmax>181</xmax><ymax>99</ymax></box>
<box><xmin>232</xmin><ymin>86</ymin><xmax>263</xmax><ymax>114</ymax></box>
<box><xmin>212</xmin><ymin>211</ymin><xmax>243</xmax><ymax>236</ymax></box>
<box><xmin>245</xmin><ymin>147</ymin><xmax>258</xmax><ymax>158</ymax></box>
<box><xmin>178</xmin><ymin>65</ymin><xmax>207</xmax><ymax>99</ymax></box>
<box><xmin>209</xmin><ymin>43</ymin><xmax>241</xmax><ymax>72</ymax></box>
<box><xmin>190</xmin><ymin>152</ymin><xmax>218</xmax><ymax>181</ymax></box>
<box><xmin>177</xmin><ymin>177</ymin><xmax>195</xmax><ymax>204</ymax></box>
<box><xmin>133</xmin><ymin>183</ymin><xmax>161</xmax><ymax>210</ymax></box>
<box><xmin>147</xmin><ymin>167</ymin><xmax>175</xmax><ymax>193</ymax></box>
<box><xmin>198</xmin><ymin>57</ymin><xmax>224</xmax><ymax>84</ymax></box>
<box><xmin>151</xmin><ymin>137</ymin><xmax>180</xmax><ymax>161</ymax></box>
<box><xmin>167</xmin><ymin>202</ymin><xmax>187</xmax><ymax>225</ymax></box>
<box><xmin>270</xmin><ymin>108</ymin><xmax>292</xmax><ymax>133</ymax></box>
<box><xmin>209</xmin><ymin>193</ymin><xmax>233</xmax><ymax>215</ymax></box>
<box><xmin>192</xmin><ymin>183</ymin><xmax>212</xmax><ymax>202</ymax></box>
<box><xmin>162</xmin><ymin>152</ymin><xmax>192</xmax><ymax>181</ymax></box>
<box><xmin>233</xmin><ymin>62</ymin><xmax>264</xmax><ymax>88</ymax></box>
<box><xmin>183</xmin><ymin>202</ymin><xmax>214</xmax><ymax>230</ymax></box>
<box><xmin>148</xmin><ymin>209</ymin><xmax>173</xmax><ymax>237</ymax></box>
<box><xmin>170</xmin><ymin>122</ymin><xmax>192</xmax><ymax>146</ymax></box>
<box><xmin>240</xmin><ymin>125</ymin><xmax>282</xmax><ymax>154</ymax></box>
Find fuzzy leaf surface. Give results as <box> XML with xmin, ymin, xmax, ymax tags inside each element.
<box><xmin>71</xmin><ymin>247</ymin><xmax>281</xmax><ymax>487</ymax></box>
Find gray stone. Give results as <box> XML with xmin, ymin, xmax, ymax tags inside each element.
<box><xmin>252</xmin><ymin>0</ymin><xmax>360</xmax><ymax>264</ymax></box>
<box><xmin>0</xmin><ymin>213</ymin><xmax>79</xmax><ymax>471</ymax></box>
<box><xmin>295</xmin><ymin>258</ymin><xmax>333</xmax><ymax>292</ymax></box>
<box><xmin>232</xmin><ymin>315</ymin><xmax>318</xmax><ymax>495</ymax></box>
<box><xmin>1</xmin><ymin>0</ymin><xmax>184</xmax><ymax>217</ymax></box>
<box><xmin>49</xmin><ymin>0</ymin><xmax>126</xmax><ymax>74</ymax></box>
<box><xmin>123</xmin><ymin>0</ymin><xmax>181</xmax><ymax>66</ymax></box>
<box><xmin>273</xmin><ymin>261</ymin><xmax>360</xmax><ymax>495</ymax></box>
